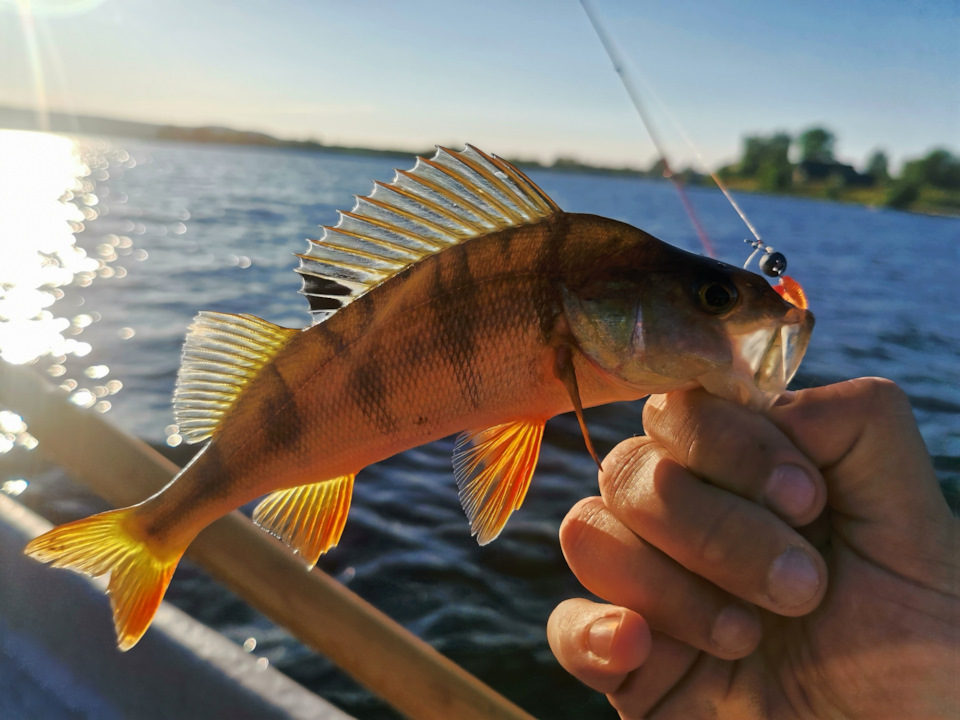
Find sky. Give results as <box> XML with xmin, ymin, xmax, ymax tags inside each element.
<box><xmin>1</xmin><ymin>0</ymin><xmax>958</xmax><ymax>172</ymax></box>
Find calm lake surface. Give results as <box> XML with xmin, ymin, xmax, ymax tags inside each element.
<box><xmin>2</xmin><ymin>133</ymin><xmax>958</xmax><ymax>719</ymax></box>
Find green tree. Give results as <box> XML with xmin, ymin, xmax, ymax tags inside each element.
<box><xmin>885</xmin><ymin>180</ymin><xmax>921</xmax><ymax>209</ymax></box>
<box><xmin>797</xmin><ymin>127</ymin><xmax>836</xmax><ymax>163</ymax></box>
<box><xmin>739</xmin><ymin>136</ymin><xmax>767</xmax><ymax>176</ymax></box>
<box><xmin>737</xmin><ymin>132</ymin><xmax>793</xmax><ymax>190</ymax></box>
<box><xmin>902</xmin><ymin>148</ymin><xmax>960</xmax><ymax>189</ymax></box>
<box><xmin>865</xmin><ymin>150</ymin><xmax>890</xmax><ymax>185</ymax></box>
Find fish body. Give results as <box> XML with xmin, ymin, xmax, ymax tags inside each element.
<box><xmin>25</xmin><ymin>147</ymin><xmax>813</xmax><ymax>650</ymax></box>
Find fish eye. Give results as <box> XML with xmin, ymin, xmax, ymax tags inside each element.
<box><xmin>698</xmin><ymin>281</ymin><xmax>739</xmax><ymax>314</ymax></box>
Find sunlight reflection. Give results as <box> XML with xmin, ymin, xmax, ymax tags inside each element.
<box><xmin>0</xmin><ymin>129</ymin><xmax>135</xmax><ymax>462</ymax></box>
<box><xmin>1</xmin><ymin>479</ymin><xmax>28</xmax><ymax>496</ymax></box>
<box><xmin>0</xmin><ymin>131</ymin><xmax>98</xmax><ymax>365</ymax></box>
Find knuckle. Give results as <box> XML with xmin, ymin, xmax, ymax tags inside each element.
<box><xmin>693</xmin><ymin>500</ymin><xmax>742</xmax><ymax>565</ymax></box>
<box><xmin>688</xmin><ymin>418</ymin><xmax>751</xmax><ymax>473</ymax></box>
<box><xmin>600</xmin><ymin>437</ymin><xmax>660</xmax><ymax>509</ymax></box>
<box><xmin>643</xmin><ymin>394</ymin><xmax>698</xmax><ymax>465</ymax></box>
<box><xmin>558</xmin><ymin>497</ymin><xmax>607</xmax><ymax>553</ymax></box>
<box><xmin>850</xmin><ymin>376</ymin><xmax>911</xmax><ymax>416</ymax></box>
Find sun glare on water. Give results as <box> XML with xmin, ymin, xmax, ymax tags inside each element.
<box><xmin>0</xmin><ymin>131</ymin><xmax>97</xmax><ymax>364</ymax></box>
<box><xmin>0</xmin><ymin>129</ymin><xmax>133</xmax><ymax>463</ymax></box>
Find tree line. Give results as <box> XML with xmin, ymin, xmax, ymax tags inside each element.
<box><xmin>547</xmin><ymin>127</ymin><xmax>959</xmax><ymax>214</ymax></box>
<box><xmin>713</xmin><ymin>127</ymin><xmax>960</xmax><ymax>211</ymax></box>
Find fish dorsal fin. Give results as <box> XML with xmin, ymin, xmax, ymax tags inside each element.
<box><xmin>297</xmin><ymin>145</ymin><xmax>561</xmax><ymax>324</ymax></box>
<box><xmin>453</xmin><ymin>419</ymin><xmax>546</xmax><ymax>545</ymax></box>
<box><xmin>174</xmin><ymin>312</ymin><xmax>298</xmax><ymax>443</ymax></box>
<box><xmin>252</xmin><ymin>474</ymin><xmax>355</xmax><ymax>569</ymax></box>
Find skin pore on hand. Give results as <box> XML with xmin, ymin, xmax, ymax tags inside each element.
<box><xmin>548</xmin><ymin>378</ymin><xmax>959</xmax><ymax>719</ymax></box>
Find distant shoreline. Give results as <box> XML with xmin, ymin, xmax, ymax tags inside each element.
<box><xmin>2</xmin><ymin>104</ymin><xmax>957</xmax><ymax>217</ymax></box>
<box><xmin>0</xmin><ymin>104</ymin><xmax>632</xmax><ymax>175</ymax></box>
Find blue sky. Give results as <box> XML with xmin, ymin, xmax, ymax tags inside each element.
<box><xmin>2</xmin><ymin>0</ymin><xmax>957</xmax><ymax>171</ymax></box>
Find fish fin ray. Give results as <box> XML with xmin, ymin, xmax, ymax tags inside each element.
<box><xmin>173</xmin><ymin>312</ymin><xmax>299</xmax><ymax>443</ymax></box>
<box><xmin>554</xmin><ymin>345</ymin><xmax>603</xmax><ymax>470</ymax></box>
<box><xmin>297</xmin><ymin>146</ymin><xmax>561</xmax><ymax>325</ymax></box>
<box><xmin>453</xmin><ymin>420</ymin><xmax>545</xmax><ymax>545</ymax></box>
<box><xmin>23</xmin><ymin>508</ymin><xmax>184</xmax><ymax>651</ymax></box>
<box><xmin>252</xmin><ymin>474</ymin><xmax>355</xmax><ymax>569</ymax></box>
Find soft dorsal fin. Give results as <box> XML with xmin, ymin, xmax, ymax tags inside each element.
<box><xmin>297</xmin><ymin>145</ymin><xmax>561</xmax><ymax>324</ymax></box>
<box><xmin>452</xmin><ymin>419</ymin><xmax>546</xmax><ymax>545</ymax></box>
<box><xmin>173</xmin><ymin>312</ymin><xmax>299</xmax><ymax>443</ymax></box>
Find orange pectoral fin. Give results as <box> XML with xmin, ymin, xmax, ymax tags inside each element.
<box><xmin>774</xmin><ymin>275</ymin><xmax>808</xmax><ymax>310</ymax></box>
<box><xmin>24</xmin><ymin>508</ymin><xmax>185</xmax><ymax>651</ymax></box>
<box><xmin>453</xmin><ymin>420</ymin><xmax>546</xmax><ymax>545</ymax></box>
<box><xmin>252</xmin><ymin>474</ymin><xmax>355</xmax><ymax>569</ymax></box>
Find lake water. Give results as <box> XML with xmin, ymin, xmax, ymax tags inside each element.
<box><xmin>1</xmin><ymin>132</ymin><xmax>958</xmax><ymax>719</ymax></box>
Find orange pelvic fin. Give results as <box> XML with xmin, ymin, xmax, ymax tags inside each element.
<box><xmin>453</xmin><ymin>420</ymin><xmax>545</xmax><ymax>545</ymax></box>
<box><xmin>252</xmin><ymin>474</ymin><xmax>355</xmax><ymax>569</ymax></box>
<box><xmin>554</xmin><ymin>345</ymin><xmax>603</xmax><ymax>471</ymax></box>
<box><xmin>23</xmin><ymin>508</ymin><xmax>184</xmax><ymax>651</ymax></box>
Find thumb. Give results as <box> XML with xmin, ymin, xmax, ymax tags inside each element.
<box><xmin>769</xmin><ymin>378</ymin><xmax>954</xmax><ymax>581</ymax></box>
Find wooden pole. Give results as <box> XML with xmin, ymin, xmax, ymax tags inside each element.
<box><xmin>0</xmin><ymin>361</ymin><xmax>537</xmax><ymax>720</ymax></box>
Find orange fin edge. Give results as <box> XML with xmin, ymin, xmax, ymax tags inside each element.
<box><xmin>453</xmin><ymin>420</ymin><xmax>545</xmax><ymax>545</ymax></box>
<box><xmin>24</xmin><ymin>508</ymin><xmax>184</xmax><ymax>651</ymax></box>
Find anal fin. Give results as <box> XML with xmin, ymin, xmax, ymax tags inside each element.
<box><xmin>252</xmin><ymin>474</ymin><xmax>355</xmax><ymax>569</ymax></box>
<box><xmin>453</xmin><ymin>420</ymin><xmax>545</xmax><ymax>545</ymax></box>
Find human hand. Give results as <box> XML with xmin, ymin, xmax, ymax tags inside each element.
<box><xmin>548</xmin><ymin>378</ymin><xmax>959</xmax><ymax>718</ymax></box>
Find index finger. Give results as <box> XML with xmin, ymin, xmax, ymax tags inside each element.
<box><xmin>642</xmin><ymin>389</ymin><xmax>827</xmax><ymax>526</ymax></box>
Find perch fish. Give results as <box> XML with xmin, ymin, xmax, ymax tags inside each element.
<box><xmin>25</xmin><ymin>146</ymin><xmax>814</xmax><ymax>650</ymax></box>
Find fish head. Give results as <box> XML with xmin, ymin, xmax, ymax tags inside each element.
<box><xmin>561</xmin><ymin>231</ymin><xmax>814</xmax><ymax>409</ymax></box>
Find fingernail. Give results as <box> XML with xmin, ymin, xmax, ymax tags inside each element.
<box><xmin>587</xmin><ymin>615</ymin><xmax>621</xmax><ymax>660</ymax></box>
<box><xmin>766</xmin><ymin>464</ymin><xmax>815</xmax><ymax>517</ymax></box>
<box><xmin>711</xmin><ymin>604</ymin><xmax>760</xmax><ymax>654</ymax></box>
<box><xmin>645</xmin><ymin>393</ymin><xmax>667</xmax><ymax>411</ymax></box>
<box><xmin>768</xmin><ymin>546</ymin><xmax>821</xmax><ymax>609</ymax></box>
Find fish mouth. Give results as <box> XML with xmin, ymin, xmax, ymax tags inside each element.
<box><xmin>744</xmin><ymin>310</ymin><xmax>813</xmax><ymax>395</ymax></box>
<box><xmin>699</xmin><ymin>307</ymin><xmax>814</xmax><ymax>408</ymax></box>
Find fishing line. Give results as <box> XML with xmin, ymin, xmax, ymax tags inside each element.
<box><xmin>579</xmin><ymin>0</ymin><xmax>716</xmax><ymax>258</ymax></box>
<box><xmin>579</xmin><ymin>0</ymin><xmax>794</xmax><ymax>279</ymax></box>
<box><xmin>632</xmin><ymin>75</ymin><xmax>765</xmax><ymax>246</ymax></box>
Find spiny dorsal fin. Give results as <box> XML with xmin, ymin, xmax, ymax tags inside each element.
<box><xmin>252</xmin><ymin>474</ymin><xmax>354</xmax><ymax>569</ymax></box>
<box><xmin>452</xmin><ymin>419</ymin><xmax>546</xmax><ymax>545</ymax></box>
<box><xmin>297</xmin><ymin>145</ymin><xmax>561</xmax><ymax>324</ymax></box>
<box><xmin>174</xmin><ymin>312</ymin><xmax>299</xmax><ymax>443</ymax></box>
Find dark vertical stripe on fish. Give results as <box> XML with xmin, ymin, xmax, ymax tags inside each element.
<box><xmin>537</xmin><ymin>216</ymin><xmax>572</xmax><ymax>341</ymax></box>
<box><xmin>319</xmin><ymin>322</ymin><xmax>347</xmax><ymax>357</ymax></box>
<box><xmin>261</xmin><ymin>363</ymin><xmax>301</xmax><ymax>452</ymax></box>
<box><xmin>439</xmin><ymin>244</ymin><xmax>484</xmax><ymax>409</ymax></box>
<box><xmin>350</xmin><ymin>355</ymin><xmax>399</xmax><ymax>434</ymax></box>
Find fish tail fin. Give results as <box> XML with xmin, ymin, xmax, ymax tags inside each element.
<box><xmin>24</xmin><ymin>508</ymin><xmax>184</xmax><ymax>651</ymax></box>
